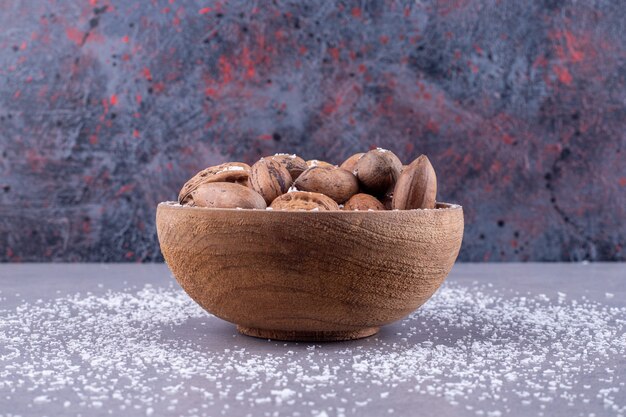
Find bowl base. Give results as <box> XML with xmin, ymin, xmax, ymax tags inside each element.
<box><xmin>237</xmin><ymin>326</ymin><xmax>379</xmax><ymax>342</ymax></box>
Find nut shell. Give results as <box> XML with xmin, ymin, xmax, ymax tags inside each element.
<box><xmin>392</xmin><ymin>155</ymin><xmax>437</xmax><ymax>210</ymax></box>
<box><xmin>354</xmin><ymin>149</ymin><xmax>402</xmax><ymax>196</ymax></box>
<box><xmin>178</xmin><ymin>162</ymin><xmax>250</xmax><ymax>205</ymax></box>
<box><xmin>339</xmin><ymin>153</ymin><xmax>364</xmax><ymax>174</ymax></box>
<box><xmin>270</xmin><ymin>154</ymin><xmax>308</xmax><ymax>180</ymax></box>
<box><xmin>343</xmin><ymin>193</ymin><xmax>386</xmax><ymax>211</ymax></box>
<box><xmin>294</xmin><ymin>166</ymin><xmax>359</xmax><ymax>204</ymax></box>
<box><xmin>306</xmin><ymin>159</ymin><xmax>335</xmax><ymax>169</ymax></box>
<box><xmin>249</xmin><ymin>158</ymin><xmax>293</xmax><ymax>204</ymax></box>
<box><xmin>190</xmin><ymin>182</ymin><xmax>267</xmax><ymax>209</ymax></box>
<box><xmin>270</xmin><ymin>191</ymin><xmax>339</xmax><ymax>211</ymax></box>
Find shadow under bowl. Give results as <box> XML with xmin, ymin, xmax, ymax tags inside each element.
<box><xmin>156</xmin><ymin>202</ymin><xmax>464</xmax><ymax>342</ymax></box>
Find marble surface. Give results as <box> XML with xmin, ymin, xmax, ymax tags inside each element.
<box><xmin>0</xmin><ymin>263</ymin><xmax>624</xmax><ymax>417</ymax></box>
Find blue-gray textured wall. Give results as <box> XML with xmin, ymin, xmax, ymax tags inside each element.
<box><xmin>1</xmin><ymin>0</ymin><xmax>625</xmax><ymax>262</ymax></box>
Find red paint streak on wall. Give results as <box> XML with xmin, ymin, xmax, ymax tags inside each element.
<box><xmin>218</xmin><ymin>56</ymin><xmax>233</xmax><ymax>83</ymax></box>
<box><xmin>563</xmin><ymin>31</ymin><xmax>585</xmax><ymax>62</ymax></box>
<box><xmin>552</xmin><ymin>65</ymin><xmax>572</xmax><ymax>85</ymax></box>
<box><xmin>86</xmin><ymin>31</ymin><xmax>105</xmax><ymax>44</ymax></box>
<box><xmin>490</xmin><ymin>160</ymin><xmax>502</xmax><ymax>173</ymax></box>
<box><xmin>426</xmin><ymin>120</ymin><xmax>439</xmax><ymax>134</ymax></box>
<box><xmin>116</xmin><ymin>184</ymin><xmax>135</xmax><ymax>197</ymax></box>
<box><xmin>65</xmin><ymin>27</ymin><xmax>84</xmax><ymax>45</ymax></box>
<box><xmin>122</xmin><ymin>35</ymin><xmax>129</xmax><ymax>43</ymax></box>
<box><xmin>552</xmin><ymin>30</ymin><xmax>587</xmax><ymax>63</ymax></box>
<box><xmin>544</xmin><ymin>143</ymin><xmax>563</xmax><ymax>154</ymax></box>
<box><xmin>274</xmin><ymin>30</ymin><xmax>286</xmax><ymax>41</ymax></box>
<box><xmin>532</xmin><ymin>55</ymin><xmax>548</xmax><ymax>69</ymax></box>
<box><xmin>437</xmin><ymin>0</ymin><xmax>469</xmax><ymax>17</ymax></box>
<box><xmin>199</xmin><ymin>7</ymin><xmax>211</xmax><ymax>14</ymax></box>
<box><xmin>153</xmin><ymin>82</ymin><xmax>165</xmax><ymax>93</ymax></box>
<box><xmin>82</xmin><ymin>218</ymin><xmax>91</xmax><ymax>233</ymax></box>
<box><xmin>241</xmin><ymin>46</ymin><xmax>255</xmax><ymax>79</ymax></box>
<box><xmin>351</xmin><ymin>7</ymin><xmax>362</xmax><ymax>18</ymax></box>
<box><xmin>110</xmin><ymin>94</ymin><xmax>118</xmax><ymax>106</ymax></box>
<box><xmin>173</xmin><ymin>7</ymin><xmax>184</xmax><ymax>26</ymax></box>
<box><xmin>204</xmin><ymin>87</ymin><xmax>218</xmax><ymax>98</ymax></box>
<box><xmin>26</xmin><ymin>149</ymin><xmax>46</xmax><ymax>172</ymax></box>
<box><xmin>328</xmin><ymin>47</ymin><xmax>340</xmax><ymax>62</ymax></box>
<box><xmin>322</xmin><ymin>96</ymin><xmax>343</xmax><ymax>115</ymax></box>
<box><xmin>143</xmin><ymin>67</ymin><xmax>153</xmax><ymax>81</ymax></box>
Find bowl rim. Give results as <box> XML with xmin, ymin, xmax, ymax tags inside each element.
<box><xmin>157</xmin><ymin>201</ymin><xmax>462</xmax><ymax>214</ymax></box>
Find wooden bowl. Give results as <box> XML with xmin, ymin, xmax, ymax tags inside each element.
<box><xmin>156</xmin><ymin>202</ymin><xmax>463</xmax><ymax>342</ymax></box>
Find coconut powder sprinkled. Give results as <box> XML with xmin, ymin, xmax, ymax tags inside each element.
<box><xmin>0</xmin><ymin>282</ymin><xmax>624</xmax><ymax>417</ymax></box>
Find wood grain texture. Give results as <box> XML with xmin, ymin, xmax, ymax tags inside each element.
<box><xmin>156</xmin><ymin>202</ymin><xmax>464</xmax><ymax>341</ymax></box>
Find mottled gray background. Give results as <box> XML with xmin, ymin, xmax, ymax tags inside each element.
<box><xmin>1</xmin><ymin>0</ymin><xmax>624</xmax><ymax>262</ymax></box>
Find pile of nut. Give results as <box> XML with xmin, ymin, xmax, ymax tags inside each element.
<box><xmin>178</xmin><ymin>149</ymin><xmax>437</xmax><ymax>211</ymax></box>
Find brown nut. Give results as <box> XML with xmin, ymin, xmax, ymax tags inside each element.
<box><xmin>270</xmin><ymin>154</ymin><xmax>308</xmax><ymax>181</ymax></box>
<box><xmin>354</xmin><ymin>148</ymin><xmax>402</xmax><ymax>196</ymax></box>
<box><xmin>249</xmin><ymin>158</ymin><xmax>293</xmax><ymax>204</ymax></box>
<box><xmin>293</xmin><ymin>166</ymin><xmax>359</xmax><ymax>204</ymax></box>
<box><xmin>190</xmin><ymin>182</ymin><xmax>267</xmax><ymax>209</ymax></box>
<box><xmin>306</xmin><ymin>159</ymin><xmax>336</xmax><ymax>169</ymax></box>
<box><xmin>339</xmin><ymin>153</ymin><xmax>364</xmax><ymax>174</ymax></box>
<box><xmin>343</xmin><ymin>193</ymin><xmax>386</xmax><ymax>211</ymax></box>
<box><xmin>392</xmin><ymin>155</ymin><xmax>437</xmax><ymax>210</ymax></box>
<box><xmin>270</xmin><ymin>191</ymin><xmax>339</xmax><ymax>211</ymax></box>
<box><xmin>178</xmin><ymin>162</ymin><xmax>251</xmax><ymax>205</ymax></box>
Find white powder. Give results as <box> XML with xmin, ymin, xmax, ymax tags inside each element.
<box><xmin>274</xmin><ymin>153</ymin><xmax>297</xmax><ymax>159</ymax></box>
<box><xmin>270</xmin><ymin>388</ymin><xmax>296</xmax><ymax>405</ymax></box>
<box><xmin>215</xmin><ymin>165</ymin><xmax>245</xmax><ymax>173</ymax></box>
<box><xmin>0</xmin><ymin>282</ymin><xmax>624</xmax><ymax>417</ymax></box>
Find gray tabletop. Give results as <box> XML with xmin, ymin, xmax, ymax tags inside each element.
<box><xmin>0</xmin><ymin>263</ymin><xmax>624</xmax><ymax>417</ymax></box>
